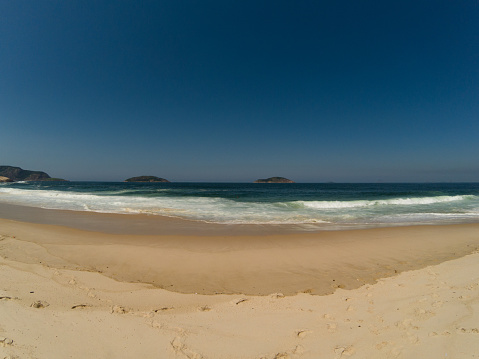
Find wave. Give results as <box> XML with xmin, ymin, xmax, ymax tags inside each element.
<box><xmin>0</xmin><ymin>187</ymin><xmax>330</xmax><ymax>224</ymax></box>
<box><xmin>0</xmin><ymin>186</ymin><xmax>478</xmax><ymax>227</ymax></box>
<box><xmin>295</xmin><ymin>195</ymin><xmax>475</xmax><ymax>210</ymax></box>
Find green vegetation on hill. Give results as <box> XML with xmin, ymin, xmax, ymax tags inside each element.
<box><xmin>254</xmin><ymin>177</ymin><xmax>295</xmax><ymax>183</ymax></box>
<box><xmin>125</xmin><ymin>176</ymin><xmax>170</xmax><ymax>183</ymax></box>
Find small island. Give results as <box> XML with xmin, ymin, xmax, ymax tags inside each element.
<box><xmin>125</xmin><ymin>176</ymin><xmax>170</xmax><ymax>183</ymax></box>
<box><xmin>254</xmin><ymin>177</ymin><xmax>295</xmax><ymax>183</ymax></box>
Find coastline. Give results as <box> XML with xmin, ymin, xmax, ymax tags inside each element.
<box><xmin>1</xmin><ymin>208</ymin><xmax>479</xmax><ymax>357</ymax></box>
<box><xmin>0</xmin><ymin>202</ymin><xmax>326</xmax><ymax>236</ymax></box>
<box><xmin>2</xmin><ymin>182</ymin><xmax>478</xmax><ymax>230</ymax></box>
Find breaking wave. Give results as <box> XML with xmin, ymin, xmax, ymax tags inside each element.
<box><xmin>0</xmin><ymin>183</ymin><xmax>478</xmax><ymax>228</ymax></box>
<box><xmin>295</xmin><ymin>195</ymin><xmax>475</xmax><ymax>210</ymax></box>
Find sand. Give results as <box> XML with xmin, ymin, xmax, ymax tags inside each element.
<box><xmin>1</xmin><ymin>214</ymin><xmax>479</xmax><ymax>358</ymax></box>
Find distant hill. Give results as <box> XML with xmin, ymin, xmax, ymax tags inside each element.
<box><xmin>0</xmin><ymin>166</ymin><xmax>51</xmax><ymax>181</ymax></box>
<box><xmin>125</xmin><ymin>176</ymin><xmax>170</xmax><ymax>183</ymax></box>
<box><xmin>254</xmin><ymin>177</ymin><xmax>295</xmax><ymax>183</ymax></box>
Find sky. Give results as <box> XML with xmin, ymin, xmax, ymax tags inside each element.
<box><xmin>1</xmin><ymin>0</ymin><xmax>478</xmax><ymax>182</ymax></box>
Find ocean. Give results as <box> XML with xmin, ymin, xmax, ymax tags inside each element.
<box><xmin>0</xmin><ymin>181</ymin><xmax>478</xmax><ymax>230</ymax></box>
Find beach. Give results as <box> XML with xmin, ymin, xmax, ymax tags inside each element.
<box><xmin>1</xmin><ymin>208</ymin><xmax>479</xmax><ymax>358</ymax></box>
<box><xmin>3</xmin><ymin>0</ymin><xmax>478</xmax><ymax>356</ymax></box>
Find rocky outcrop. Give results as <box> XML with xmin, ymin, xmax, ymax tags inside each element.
<box><xmin>125</xmin><ymin>176</ymin><xmax>170</xmax><ymax>183</ymax></box>
<box><xmin>0</xmin><ymin>176</ymin><xmax>14</xmax><ymax>182</ymax></box>
<box><xmin>0</xmin><ymin>166</ymin><xmax>51</xmax><ymax>181</ymax></box>
<box><xmin>254</xmin><ymin>177</ymin><xmax>295</xmax><ymax>183</ymax></box>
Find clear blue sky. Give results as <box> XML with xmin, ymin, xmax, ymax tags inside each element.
<box><xmin>1</xmin><ymin>1</ymin><xmax>478</xmax><ymax>182</ymax></box>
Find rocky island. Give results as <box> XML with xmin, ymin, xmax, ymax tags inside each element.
<box><xmin>0</xmin><ymin>165</ymin><xmax>67</xmax><ymax>182</ymax></box>
<box><xmin>254</xmin><ymin>177</ymin><xmax>295</xmax><ymax>183</ymax></box>
<box><xmin>125</xmin><ymin>176</ymin><xmax>170</xmax><ymax>183</ymax></box>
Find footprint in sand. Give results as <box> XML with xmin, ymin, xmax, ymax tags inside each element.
<box><xmin>170</xmin><ymin>337</ymin><xmax>202</xmax><ymax>359</ymax></box>
<box><xmin>296</xmin><ymin>329</ymin><xmax>313</xmax><ymax>338</ymax></box>
<box><xmin>327</xmin><ymin>323</ymin><xmax>337</xmax><ymax>333</ymax></box>
<box><xmin>272</xmin><ymin>353</ymin><xmax>290</xmax><ymax>359</ymax></box>
<box><xmin>0</xmin><ymin>296</ymin><xmax>18</xmax><ymax>301</ymax></box>
<box><xmin>414</xmin><ymin>308</ymin><xmax>435</xmax><ymax>320</ymax></box>
<box><xmin>430</xmin><ymin>330</ymin><xmax>451</xmax><ymax>337</ymax></box>
<box><xmin>334</xmin><ymin>346</ymin><xmax>355</xmax><ymax>358</ymax></box>
<box><xmin>407</xmin><ymin>333</ymin><xmax>420</xmax><ymax>344</ymax></box>
<box><xmin>268</xmin><ymin>344</ymin><xmax>305</xmax><ymax>359</ymax></box>
<box><xmin>292</xmin><ymin>345</ymin><xmax>305</xmax><ymax>355</ymax></box>
<box><xmin>0</xmin><ymin>337</ymin><xmax>14</xmax><ymax>347</ymax></box>
<box><xmin>30</xmin><ymin>300</ymin><xmax>49</xmax><ymax>308</ymax></box>
<box><xmin>368</xmin><ymin>324</ymin><xmax>386</xmax><ymax>336</ymax></box>
<box><xmin>153</xmin><ymin>306</ymin><xmax>174</xmax><ymax>313</ymax></box>
<box><xmin>395</xmin><ymin>318</ymin><xmax>418</xmax><ymax>331</ymax></box>
<box><xmin>465</xmin><ymin>283</ymin><xmax>479</xmax><ymax>290</ymax></box>
<box><xmin>231</xmin><ymin>298</ymin><xmax>248</xmax><ymax>305</ymax></box>
<box><xmin>111</xmin><ymin>305</ymin><xmax>129</xmax><ymax>314</ymax></box>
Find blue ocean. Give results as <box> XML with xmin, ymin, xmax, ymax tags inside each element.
<box><xmin>0</xmin><ymin>182</ymin><xmax>479</xmax><ymax>230</ymax></box>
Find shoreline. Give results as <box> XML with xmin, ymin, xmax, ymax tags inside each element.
<box><xmin>2</xmin><ymin>200</ymin><xmax>479</xmax><ymax>236</ymax></box>
<box><xmin>0</xmin><ymin>202</ymin><xmax>328</xmax><ymax>236</ymax></box>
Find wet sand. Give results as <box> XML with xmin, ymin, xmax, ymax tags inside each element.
<box><xmin>1</xmin><ymin>216</ymin><xmax>479</xmax><ymax>296</ymax></box>
<box><xmin>0</xmin><ymin>202</ymin><xmax>327</xmax><ymax>235</ymax></box>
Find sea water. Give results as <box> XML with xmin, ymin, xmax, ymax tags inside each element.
<box><xmin>0</xmin><ymin>182</ymin><xmax>478</xmax><ymax>230</ymax></box>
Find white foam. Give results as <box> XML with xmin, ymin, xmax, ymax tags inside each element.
<box><xmin>0</xmin><ymin>187</ymin><xmax>478</xmax><ymax>226</ymax></box>
<box><xmin>370</xmin><ymin>211</ymin><xmax>479</xmax><ymax>224</ymax></box>
<box><xmin>0</xmin><ymin>187</ymin><xmax>329</xmax><ymax>224</ymax></box>
<box><xmin>297</xmin><ymin>195</ymin><xmax>474</xmax><ymax>210</ymax></box>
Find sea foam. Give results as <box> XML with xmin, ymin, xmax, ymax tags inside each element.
<box><xmin>297</xmin><ymin>195</ymin><xmax>474</xmax><ymax>210</ymax></box>
<box><xmin>1</xmin><ymin>183</ymin><xmax>478</xmax><ymax>228</ymax></box>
